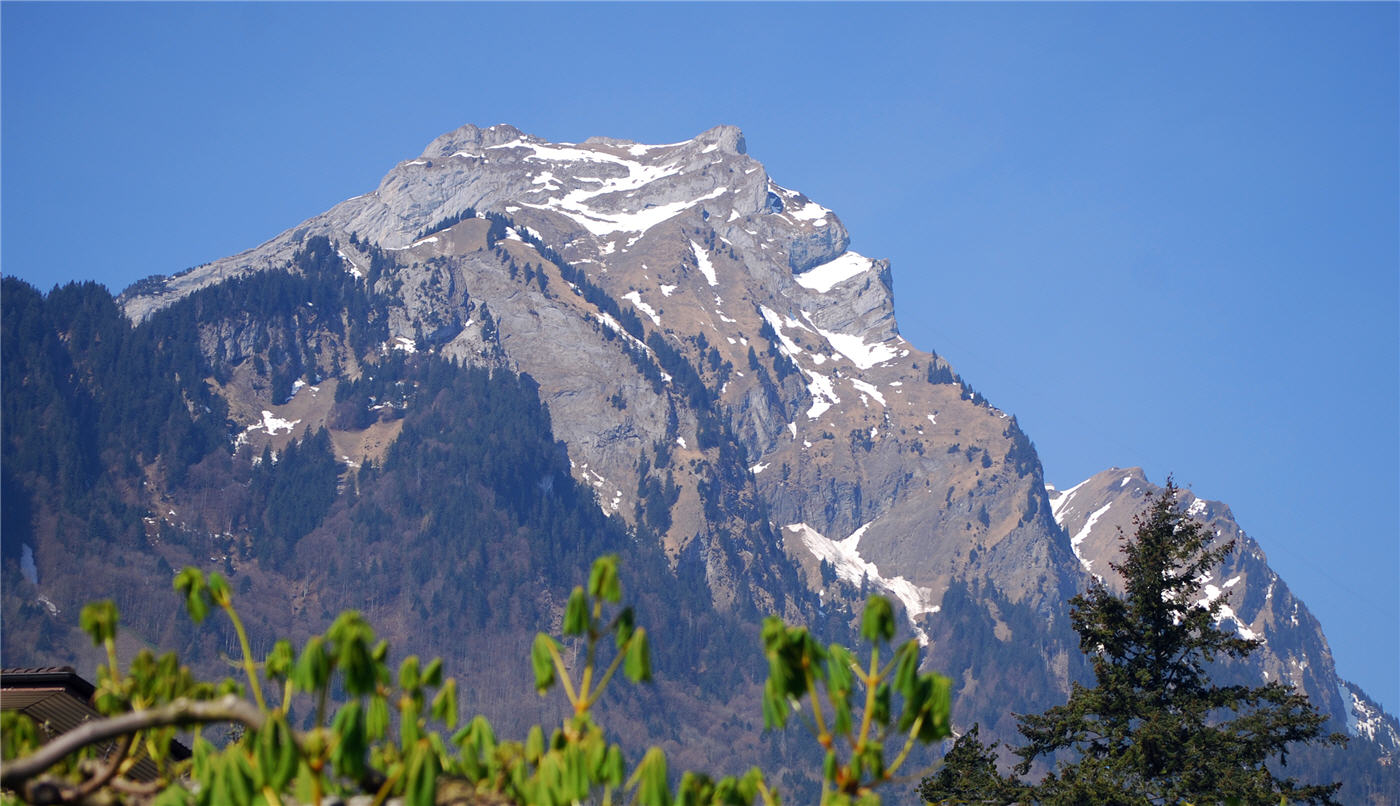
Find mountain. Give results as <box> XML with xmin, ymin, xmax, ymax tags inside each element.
<box><xmin>1050</xmin><ymin>469</ymin><xmax>1400</xmax><ymax>759</ymax></box>
<box><xmin>4</xmin><ymin>123</ymin><xmax>1394</xmax><ymax>800</ymax></box>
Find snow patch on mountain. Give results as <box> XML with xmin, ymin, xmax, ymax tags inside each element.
<box><xmin>1338</xmin><ymin>681</ymin><xmax>1399</xmax><ymax>746</ymax></box>
<box><xmin>759</xmin><ymin>305</ymin><xmax>842</xmax><ymax>419</ymax></box>
<box><xmin>1070</xmin><ymin>503</ymin><xmax>1112</xmax><ymax>573</ymax></box>
<box><xmin>758</xmin><ymin>306</ymin><xmax>805</xmax><ymax>358</ymax></box>
<box><xmin>596</xmin><ymin>313</ymin><xmax>671</xmax><ymax>382</ymax></box>
<box><xmin>623</xmin><ymin>292</ymin><xmax>661</xmax><ymax>326</ymax></box>
<box><xmin>795</xmin><ymin>251</ymin><xmax>874</xmax><ymax>293</ymax></box>
<box><xmin>525</xmin><ymin>188</ymin><xmax>726</xmax><ymax>238</ymax></box>
<box><xmin>1195</xmin><ymin>575</ymin><xmax>1260</xmax><ymax>642</ymax></box>
<box><xmin>788</xmin><ymin>200</ymin><xmax>831</xmax><ymax>226</ymax></box>
<box><xmin>1046</xmin><ymin>479</ymin><xmax>1092</xmax><ymax>524</ymax></box>
<box><xmin>494</xmin><ymin>136</ymin><xmax>727</xmax><ymax>237</ymax></box>
<box><xmin>690</xmin><ymin>241</ymin><xmax>718</xmax><ymax>286</ymax></box>
<box><xmin>850</xmin><ymin>378</ymin><xmax>886</xmax><ymax>407</ymax></box>
<box><xmin>804</xmin><ymin>372</ymin><xmax>840</xmax><ymax>420</ymax></box>
<box><xmin>788</xmin><ymin>522</ymin><xmax>936</xmax><ymax>645</ymax></box>
<box><xmin>815</xmin><ymin>326</ymin><xmax>898</xmax><ymax>370</ymax></box>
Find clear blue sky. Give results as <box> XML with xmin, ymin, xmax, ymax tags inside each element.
<box><xmin>4</xmin><ymin>2</ymin><xmax>1396</xmax><ymax>716</ymax></box>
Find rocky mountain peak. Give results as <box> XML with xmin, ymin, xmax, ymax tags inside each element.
<box><xmin>419</xmin><ymin>122</ymin><xmax>528</xmax><ymax>158</ymax></box>
<box><xmin>117</xmin><ymin>123</ymin><xmax>1067</xmax><ymax>621</ymax></box>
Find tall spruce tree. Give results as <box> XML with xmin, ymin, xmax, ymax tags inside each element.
<box><xmin>922</xmin><ymin>481</ymin><xmax>1344</xmax><ymax>805</ymax></box>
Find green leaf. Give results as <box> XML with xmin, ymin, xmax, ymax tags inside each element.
<box><xmin>823</xmin><ymin>749</ymin><xmax>838</xmax><ymax>782</ymax></box>
<box><xmin>332</xmin><ymin>613</ymin><xmax>378</xmax><ymax>696</ymax></box>
<box><xmin>762</xmin><ymin>678</ymin><xmax>790</xmax><ymax>730</ymax></box>
<box><xmin>827</xmin><ymin>643</ymin><xmax>855</xmax><ymax>695</ymax></box>
<box><xmin>892</xmin><ymin>641</ymin><xmax>919</xmax><ymax>699</ymax></box>
<box><xmin>588</xmin><ymin>554</ymin><xmax>622</xmax><ymax>603</ymax></box>
<box><xmin>422</xmin><ymin>657</ymin><xmax>443</xmax><ymax>688</ymax></box>
<box><xmin>738</xmin><ymin>768</ymin><xmax>766</xmax><ymax>803</ymax></box>
<box><xmin>564</xmin><ymin>586</ymin><xmax>589</xmax><ymax>636</ymax></box>
<box><xmin>860</xmin><ymin>595</ymin><xmax>895</xmax><ymax>644</ymax></box>
<box><xmin>677</xmin><ymin>771</ymin><xmax>703</xmax><ymax>806</ymax></box>
<box><xmin>221</xmin><ymin>746</ymin><xmax>256</xmax><ymax>806</ymax></box>
<box><xmin>431</xmin><ymin>678</ymin><xmax>458</xmax><ymax>729</ymax></box>
<box><xmin>400</xmin><ymin>699</ymin><xmax>421</xmax><ymax>748</ymax></box>
<box><xmin>264</xmin><ymin>640</ymin><xmax>295</xmax><ymax>682</ymax></box>
<box><xmin>261</xmin><ymin>712</ymin><xmax>300</xmax><ymax>791</ymax></box>
<box><xmin>531</xmin><ymin>633</ymin><xmax>558</xmax><ymax>694</ymax></box>
<box><xmin>525</xmin><ymin>725</ymin><xmax>545</xmax><ymax>764</ymax></box>
<box><xmin>615</xmin><ymin>606</ymin><xmax>636</xmax><ymax>649</ymax></box>
<box><xmin>329</xmin><ymin>701</ymin><xmax>367</xmax><ymax>781</ymax></box>
<box><xmin>191</xmin><ymin>735</ymin><xmax>214</xmax><ymax>782</ymax></box>
<box><xmin>173</xmin><ymin>568</ymin><xmax>208</xmax><ymax>623</ymax></box>
<box><xmin>79</xmin><ymin>600</ymin><xmax>119</xmax><ymax>646</ymax></box>
<box><xmin>563</xmin><ymin>741</ymin><xmax>590</xmax><ymax>801</ymax></box>
<box><xmin>627</xmin><ymin>746</ymin><xmax>672</xmax><ymax>806</ymax></box>
<box><xmin>832</xmin><ymin>693</ymin><xmax>853</xmax><ymax>736</ymax></box>
<box><xmin>860</xmin><ymin>740</ymin><xmax>885</xmax><ymax>780</ymax></box>
<box><xmin>924</xmin><ymin>673</ymin><xmax>951</xmax><ymax>741</ymax></box>
<box><xmin>292</xmin><ymin>636</ymin><xmax>330</xmax><ymax>693</ymax></box>
<box><xmin>367</xmin><ymin>693</ymin><xmax>390</xmax><ymax>741</ymax></box>
<box><xmin>399</xmin><ymin>655</ymin><xmax>421</xmax><ymax>692</ymax></box>
<box><xmin>538</xmin><ymin>751</ymin><xmax>566</xmax><ymax>806</ymax></box>
<box><xmin>452</xmin><ymin>714</ymin><xmax>497</xmax><ymax>761</ymax></box>
<box><xmin>601</xmin><ymin>743</ymin><xmax>625</xmax><ymax>788</ymax></box>
<box><xmin>624</xmin><ymin>627</ymin><xmax>652</xmax><ymax>683</ymax></box>
<box><xmin>207</xmin><ymin>572</ymin><xmax>232</xmax><ymax>607</ymax></box>
<box><xmin>150</xmin><ymin>785</ymin><xmax>192</xmax><ymax>806</ymax></box>
<box><xmin>872</xmin><ymin>681</ymin><xmax>891</xmax><ymax>727</ymax></box>
<box><xmin>404</xmin><ymin>742</ymin><xmax>438</xmax><ymax>806</ymax></box>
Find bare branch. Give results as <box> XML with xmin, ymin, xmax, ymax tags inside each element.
<box><xmin>1</xmin><ymin>695</ymin><xmax>265</xmax><ymax>791</ymax></box>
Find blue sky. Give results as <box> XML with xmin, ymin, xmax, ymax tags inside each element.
<box><xmin>4</xmin><ymin>3</ymin><xmax>1396</xmax><ymax>716</ymax></box>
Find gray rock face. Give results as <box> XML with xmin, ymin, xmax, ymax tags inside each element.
<box><xmin>119</xmin><ymin>120</ymin><xmax>1084</xmax><ymax>672</ymax></box>
<box><xmin>1049</xmin><ymin>468</ymin><xmax>1400</xmax><ymax>753</ymax></box>
<box><xmin>118</xmin><ymin>123</ymin><xmax>1394</xmax><ymax>768</ymax></box>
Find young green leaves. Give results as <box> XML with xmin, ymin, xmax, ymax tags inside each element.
<box><xmin>763</xmin><ymin>595</ymin><xmax>952</xmax><ymax>805</ymax></box>
<box><xmin>533</xmin><ymin>554</ymin><xmax>652</xmax><ymax>713</ymax></box>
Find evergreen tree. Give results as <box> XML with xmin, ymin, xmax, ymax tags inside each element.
<box><xmin>918</xmin><ymin>724</ymin><xmax>1019</xmax><ymax>805</ymax></box>
<box><xmin>922</xmin><ymin>481</ymin><xmax>1345</xmax><ymax>805</ymax></box>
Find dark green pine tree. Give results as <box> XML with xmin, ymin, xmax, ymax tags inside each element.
<box><xmin>918</xmin><ymin>724</ymin><xmax>1020</xmax><ymax>805</ymax></box>
<box><xmin>921</xmin><ymin>481</ymin><xmax>1345</xmax><ymax>805</ymax></box>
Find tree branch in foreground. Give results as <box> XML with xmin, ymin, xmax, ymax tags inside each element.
<box><xmin>1</xmin><ymin>695</ymin><xmax>266</xmax><ymax>790</ymax></box>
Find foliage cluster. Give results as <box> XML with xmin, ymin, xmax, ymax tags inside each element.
<box><xmin>1</xmin><ymin>557</ymin><xmax>947</xmax><ymax>806</ymax></box>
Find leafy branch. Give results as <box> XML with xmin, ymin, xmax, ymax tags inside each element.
<box><xmin>1</xmin><ymin>557</ymin><xmax>941</xmax><ymax>806</ymax></box>
<box><xmin>761</xmin><ymin>596</ymin><xmax>951</xmax><ymax>806</ymax></box>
